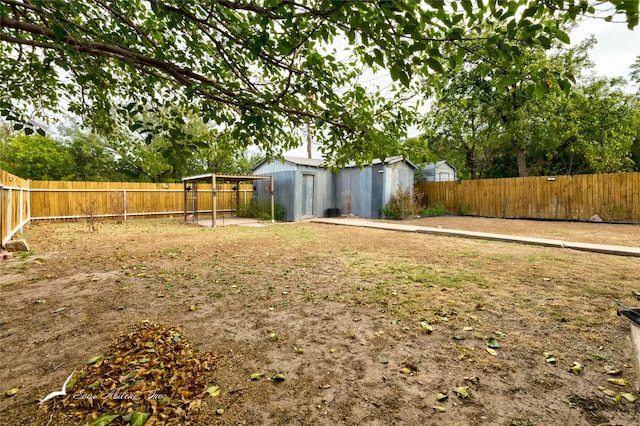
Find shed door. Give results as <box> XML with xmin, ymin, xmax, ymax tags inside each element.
<box><xmin>302</xmin><ymin>174</ymin><xmax>314</xmax><ymax>217</ymax></box>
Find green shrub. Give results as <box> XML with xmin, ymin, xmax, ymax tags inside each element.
<box><xmin>237</xmin><ymin>199</ymin><xmax>285</xmax><ymax>221</ymax></box>
<box><xmin>420</xmin><ymin>203</ymin><xmax>449</xmax><ymax>216</ymax></box>
<box><xmin>382</xmin><ymin>188</ymin><xmax>416</xmax><ymax>219</ymax></box>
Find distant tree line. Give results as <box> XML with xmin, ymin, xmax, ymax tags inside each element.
<box><xmin>0</xmin><ymin>117</ymin><xmax>259</xmax><ymax>182</ymax></box>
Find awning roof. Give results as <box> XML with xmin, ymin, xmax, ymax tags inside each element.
<box><xmin>181</xmin><ymin>173</ymin><xmax>271</xmax><ymax>182</ymax></box>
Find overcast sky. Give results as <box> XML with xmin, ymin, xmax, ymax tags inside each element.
<box><xmin>570</xmin><ymin>17</ymin><xmax>640</xmax><ymax>89</ymax></box>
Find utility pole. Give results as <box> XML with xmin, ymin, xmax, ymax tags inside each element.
<box><xmin>306</xmin><ymin>93</ymin><xmax>314</xmax><ymax>159</ymax></box>
<box><xmin>306</xmin><ymin>118</ymin><xmax>312</xmax><ymax>159</ymax></box>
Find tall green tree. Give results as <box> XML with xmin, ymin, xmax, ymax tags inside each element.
<box><xmin>424</xmin><ymin>66</ymin><xmax>505</xmax><ymax>179</ymax></box>
<box><xmin>424</xmin><ymin>33</ymin><xmax>640</xmax><ymax>178</ymax></box>
<box><xmin>57</xmin><ymin>124</ymin><xmax>123</xmax><ymax>181</ymax></box>
<box><xmin>0</xmin><ymin>134</ymin><xmax>75</xmax><ymax>180</ymax></box>
<box><xmin>1</xmin><ymin>1</ymin><xmax>636</xmax><ymax>165</ymax></box>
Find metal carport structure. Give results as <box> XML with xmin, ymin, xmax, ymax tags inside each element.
<box><xmin>181</xmin><ymin>173</ymin><xmax>274</xmax><ymax>228</ymax></box>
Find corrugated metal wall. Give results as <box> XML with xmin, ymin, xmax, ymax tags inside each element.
<box><xmin>254</xmin><ymin>158</ymin><xmax>417</xmax><ymax>221</ymax></box>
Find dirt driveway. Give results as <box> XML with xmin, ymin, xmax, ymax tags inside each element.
<box><xmin>1</xmin><ymin>217</ymin><xmax>639</xmax><ymax>425</ymax></box>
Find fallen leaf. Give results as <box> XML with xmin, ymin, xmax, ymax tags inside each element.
<box><xmin>463</xmin><ymin>326</ymin><xmax>473</xmax><ymax>331</ymax></box>
<box><xmin>399</xmin><ymin>367</ymin><xmax>412</xmax><ymax>374</ymax></box>
<box><xmin>86</xmin><ymin>355</ymin><xmax>104</xmax><ymax>365</ymax></box>
<box><xmin>570</xmin><ymin>362</ymin><xmax>583</xmax><ymax>375</ymax></box>
<box><xmin>420</xmin><ymin>321</ymin><xmax>433</xmax><ymax>333</ymax></box>
<box><xmin>215</xmin><ymin>408</ymin><xmax>224</xmax><ymax>415</ymax></box>
<box><xmin>35</xmin><ymin>299</ymin><xmax>46</xmax><ymax>304</ymax></box>
<box><xmin>129</xmin><ymin>411</ymin><xmax>150</xmax><ymax>426</ymax></box>
<box><xmin>250</xmin><ymin>373</ymin><xmax>263</xmax><ymax>380</ymax></box>
<box><xmin>433</xmin><ymin>405</ymin><xmax>446</xmax><ymax>412</ymax></box>
<box><xmin>598</xmin><ymin>386</ymin><xmax>618</xmax><ymax>398</ymax></box>
<box><xmin>486</xmin><ymin>337</ymin><xmax>501</xmax><ymax>349</ymax></box>
<box><xmin>378</xmin><ymin>356</ymin><xmax>389</xmax><ymax>364</ymax></box>
<box><xmin>84</xmin><ymin>412</ymin><xmax>120</xmax><ymax>426</ymax></box>
<box><xmin>486</xmin><ymin>347</ymin><xmax>497</xmax><ymax>356</ymax></box>
<box><xmin>436</xmin><ymin>392</ymin><xmax>448</xmax><ymax>401</ymax></box>
<box><xmin>465</xmin><ymin>376</ymin><xmax>480</xmax><ymax>385</ymax></box>
<box><xmin>271</xmin><ymin>374</ymin><xmax>286</xmax><ymax>382</ymax></box>
<box><xmin>608</xmin><ymin>378</ymin><xmax>628</xmax><ymax>386</ymax></box>
<box><xmin>294</xmin><ymin>347</ymin><xmax>304</xmax><ymax>354</ymax></box>
<box><xmin>452</xmin><ymin>335</ymin><xmax>464</xmax><ymax>340</ymax></box>
<box><xmin>5</xmin><ymin>387</ymin><xmax>19</xmax><ymax>396</ymax></box>
<box><xmin>205</xmin><ymin>385</ymin><xmax>220</xmax><ymax>397</ymax></box>
<box><xmin>51</xmin><ymin>307</ymin><xmax>66</xmax><ymax>313</ymax></box>
<box><xmin>620</xmin><ymin>392</ymin><xmax>636</xmax><ymax>402</ymax></box>
<box><xmin>454</xmin><ymin>386</ymin><xmax>469</xmax><ymax>398</ymax></box>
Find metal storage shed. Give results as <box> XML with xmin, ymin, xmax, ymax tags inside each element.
<box><xmin>252</xmin><ymin>156</ymin><xmax>416</xmax><ymax>221</ymax></box>
<box><xmin>252</xmin><ymin>157</ymin><xmax>334</xmax><ymax>222</ymax></box>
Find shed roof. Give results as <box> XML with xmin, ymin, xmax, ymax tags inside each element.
<box><xmin>252</xmin><ymin>155</ymin><xmax>417</xmax><ymax>171</ymax></box>
<box><xmin>252</xmin><ymin>156</ymin><xmax>327</xmax><ymax>170</ymax></box>
<box><xmin>181</xmin><ymin>173</ymin><xmax>271</xmax><ymax>183</ymax></box>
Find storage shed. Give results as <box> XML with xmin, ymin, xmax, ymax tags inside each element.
<box><xmin>252</xmin><ymin>156</ymin><xmax>416</xmax><ymax>221</ymax></box>
<box><xmin>420</xmin><ymin>160</ymin><xmax>457</xmax><ymax>182</ymax></box>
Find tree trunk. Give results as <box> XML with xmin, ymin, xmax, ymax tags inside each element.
<box><xmin>465</xmin><ymin>149</ymin><xmax>479</xmax><ymax>180</ymax></box>
<box><xmin>514</xmin><ymin>141</ymin><xmax>529</xmax><ymax>177</ymax></box>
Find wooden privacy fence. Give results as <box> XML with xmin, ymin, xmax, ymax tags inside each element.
<box><xmin>28</xmin><ymin>181</ymin><xmax>253</xmax><ymax>221</ymax></box>
<box><xmin>1</xmin><ymin>169</ymin><xmax>30</xmax><ymax>246</ymax></box>
<box><xmin>0</xmin><ymin>170</ymin><xmax>255</xmax><ymax>246</ymax></box>
<box><xmin>416</xmin><ymin>172</ymin><xmax>640</xmax><ymax>222</ymax></box>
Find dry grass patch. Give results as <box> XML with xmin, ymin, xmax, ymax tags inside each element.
<box><xmin>1</xmin><ymin>218</ymin><xmax>639</xmax><ymax>425</ymax></box>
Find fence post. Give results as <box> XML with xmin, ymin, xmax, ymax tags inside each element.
<box><xmin>27</xmin><ymin>180</ymin><xmax>31</xmax><ymax>229</ymax></box>
<box><xmin>6</xmin><ymin>187</ymin><xmax>12</xmax><ymax>243</ymax></box>
<box><xmin>0</xmin><ymin>183</ymin><xmax>3</xmax><ymax>245</ymax></box>
<box><xmin>123</xmin><ymin>190</ymin><xmax>127</xmax><ymax>221</ymax></box>
<box><xmin>19</xmin><ymin>185</ymin><xmax>23</xmax><ymax>233</ymax></box>
<box><xmin>502</xmin><ymin>196</ymin><xmax>509</xmax><ymax>218</ymax></box>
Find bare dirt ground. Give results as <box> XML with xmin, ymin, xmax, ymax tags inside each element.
<box><xmin>1</xmin><ymin>216</ymin><xmax>640</xmax><ymax>426</ymax></box>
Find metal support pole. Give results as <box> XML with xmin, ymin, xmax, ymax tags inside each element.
<box><xmin>270</xmin><ymin>175</ymin><xmax>275</xmax><ymax>223</ymax></box>
<box><xmin>212</xmin><ymin>175</ymin><xmax>217</xmax><ymax>227</ymax></box>
<box><xmin>183</xmin><ymin>181</ymin><xmax>187</xmax><ymax>222</ymax></box>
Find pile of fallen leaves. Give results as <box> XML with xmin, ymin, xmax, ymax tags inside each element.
<box><xmin>54</xmin><ymin>322</ymin><xmax>219</xmax><ymax>425</ymax></box>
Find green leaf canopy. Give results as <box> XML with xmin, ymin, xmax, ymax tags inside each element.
<box><xmin>0</xmin><ymin>0</ymin><xmax>637</xmax><ymax>165</ymax></box>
